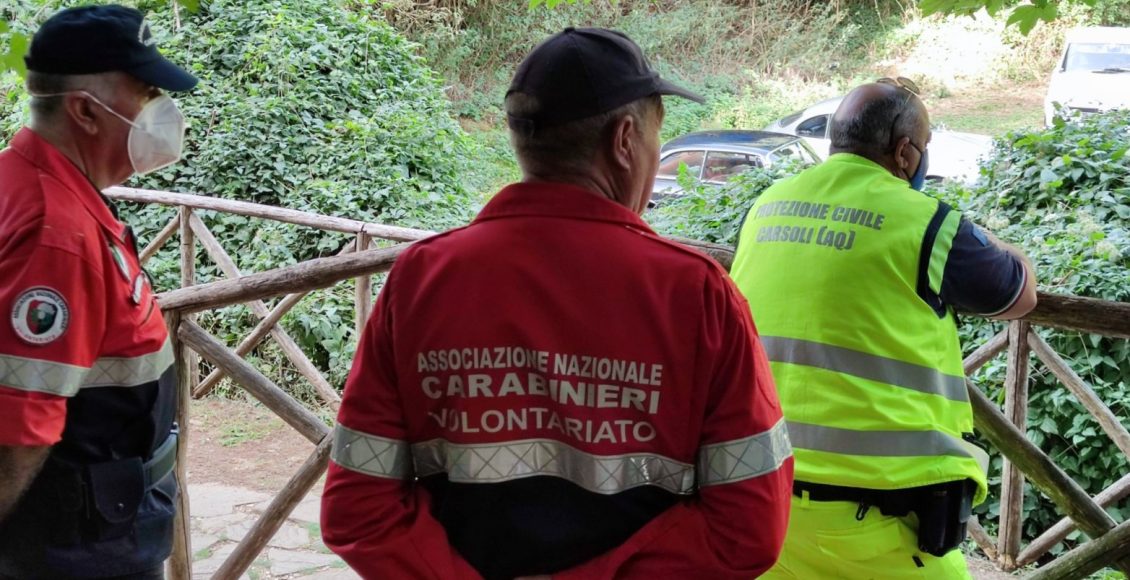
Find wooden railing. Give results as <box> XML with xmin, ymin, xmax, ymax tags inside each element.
<box><xmin>104</xmin><ymin>186</ymin><xmax>1130</xmax><ymax>580</ymax></box>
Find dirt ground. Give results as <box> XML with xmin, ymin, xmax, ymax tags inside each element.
<box><xmin>927</xmin><ymin>82</ymin><xmax>1047</xmax><ymax>136</ymax></box>
<box><xmin>186</xmin><ymin>398</ymin><xmax>320</xmax><ymax>492</ymax></box>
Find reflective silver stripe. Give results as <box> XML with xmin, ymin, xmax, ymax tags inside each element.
<box><xmin>787</xmin><ymin>421</ymin><xmax>972</xmax><ymax>458</ymax></box>
<box><xmin>0</xmin><ymin>353</ymin><xmax>88</xmax><ymax>396</ymax></box>
<box><xmin>331</xmin><ymin>424</ymin><xmax>412</xmax><ymax>479</ymax></box>
<box><xmin>83</xmin><ymin>338</ymin><xmax>175</xmax><ymax>388</ymax></box>
<box><xmin>698</xmin><ymin>418</ymin><xmax>793</xmax><ymax>487</ymax></box>
<box><xmin>0</xmin><ymin>339</ymin><xmax>173</xmax><ymax>396</ymax></box>
<box><xmin>412</xmin><ymin>438</ymin><xmax>696</xmax><ymax>496</ymax></box>
<box><xmin>761</xmin><ymin>336</ymin><xmax>967</xmax><ymax>403</ymax></box>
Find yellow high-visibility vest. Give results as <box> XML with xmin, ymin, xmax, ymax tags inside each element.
<box><xmin>731</xmin><ymin>153</ymin><xmax>988</xmax><ymax>504</ymax></box>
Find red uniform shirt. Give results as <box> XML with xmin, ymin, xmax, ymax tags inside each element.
<box><xmin>322</xmin><ymin>183</ymin><xmax>793</xmax><ymax>579</ymax></box>
<box><xmin>0</xmin><ymin>128</ymin><xmax>172</xmax><ymax>451</ymax></box>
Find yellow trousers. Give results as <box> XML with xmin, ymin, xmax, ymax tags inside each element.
<box><xmin>760</xmin><ymin>494</ymin><xmax>972</xmax><ymax>580</ymax></box>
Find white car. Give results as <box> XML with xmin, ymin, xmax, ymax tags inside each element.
<box><xmin>1045</xmin><ymin>27</ymin><xmax>1130</xmax><ymax>126</ymax></box>
<box><xmin>765</xmin><ymin>96</ymin><xmax>994</xmax><ymax>184</ymax></box>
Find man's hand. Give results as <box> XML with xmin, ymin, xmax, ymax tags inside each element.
<box><xmin>0</xmin><ymin>445</ymin><xmax>50</xmax><ymax>523</ymax></box>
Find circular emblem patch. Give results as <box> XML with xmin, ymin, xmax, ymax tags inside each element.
<box><xmin>11</xmin><ymin>287</ymin><xmax>70</xmax><ymax>345</ymax></box>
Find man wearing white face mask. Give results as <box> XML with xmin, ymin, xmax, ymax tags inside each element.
<box><xmin>0</xmin><ymin>5</ymin><xmax>196</xmax><ymax>579</ymax></box>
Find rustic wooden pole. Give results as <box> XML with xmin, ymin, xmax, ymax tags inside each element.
<box><xmin>969</xmin><ymin>517</ymin><xmax>1000</xmax><ymax>562</ymax></box>
<box><xmin>171</xmin><ymin>207</ymin><xmax>199</xmax><ymax>579</ymax></box>
<box><xmin>1021</xmin><ymin>292</ymin><xmax>1130</xmax><ymax>339</ymax></box>
<box><xmin>1018</xmin><ymin>473</ymin><xmax>1130</xmax><ymax>567</ymax></box>
<box><xmin>1026</xmin><ymin>519</ymin><xmax>1130</xmax><ymax>580</ymax></box>
<box><xmin>164</xmin><ymin>311</ymin><xmax>192</xmax><ymax>580</ymax></box>
<box><xmin>212</xmin><ymin>434</ymin><xmax>332</xmax><ymax>580</ymax></box>
<box><xmin>158</xmin><ymin>243</ymin><xmax>409</xmax><ymax>314</ymax></box>
<box><xmin>967</xmin><ymin>379</ymin><xmax>1130</xmax><ymax>574</ymax></box>
<box><xmin>1028</xmin><ymin>331</ymin><xmax>1130</xmax><ymax>461</ymax></box>
<box><xmin>354</xmin><ymin>233</ymin><xmax>373</xmax><ymax>339</ymax></box>
<box><xmin>193</xmin><ymin>290</ymin><xmax>310</xmax><ymax>399</ymax></box>
<box><xmin>999</xmin><ymin>320</ymin><xmax>1032</xmax><ymax>569</ymax></box>
<box><xmin>178</xmin><ymin>320</ymin><xmax>330</xmax><ymax>444</ymax></box>
<box><xmin>139</xmin><ymin>214</ymin><xmax>180</xmax><ymax>265</ymax></box>
<box><xmin>187</xmin><ymin>214</ymin><xmax>340</xmax><ymax>407</ymax></box>
<box><xmin>963</xmin><ymin>329</ymin><xmax>1009</xmax><ymax>374</ymax></box>
<box><xmin>106</xmin><ymin>186</ymin><xmax>434</xmax><ymax>242</ymax></box>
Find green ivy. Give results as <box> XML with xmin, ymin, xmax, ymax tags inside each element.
<box><xmin>0</xmin><ymin>0</ymin><xmax>482</xmax><ymax>400</ymax></box>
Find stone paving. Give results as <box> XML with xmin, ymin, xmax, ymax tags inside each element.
<box><xmin>188</xmin><ymin>483</ymin><xmax>359</xmax><ymax>580</ymax></box>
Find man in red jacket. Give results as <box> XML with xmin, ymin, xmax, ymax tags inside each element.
<box><xmin>321</xmin><ymin>27</ymin><xmax>793</xmax><ymax>580</ymax></box>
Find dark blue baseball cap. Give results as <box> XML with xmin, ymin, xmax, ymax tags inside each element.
<box><xmin>506</xmin><ymin>27</ymin><xmax>704</xmax><ymax>134</ymax></box>
<box><xmin>25</xmin><ymin>5</ymin><xmax>197</xmax><ymax>92</ymax></box>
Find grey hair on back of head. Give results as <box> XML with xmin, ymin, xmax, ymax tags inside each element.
<box><xmin>829</xmin><ymin>90</ymin><xmax>922</xmax><ymax>155</ymax></box>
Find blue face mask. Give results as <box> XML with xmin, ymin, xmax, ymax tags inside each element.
<box><xmin>910</xmin><ymin>148</ymin><xmax>929</xmax><ymax>191</ymax></box>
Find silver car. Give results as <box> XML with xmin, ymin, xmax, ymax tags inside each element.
<box><xmin>652</xmin><ymin>130</ymin><xmax>820</xmax><ymax>201</ymax></box>
<box><xmin>765</xmin><ymin>96</ymin><xmax>994</xmax><ymax>184</ymax></box>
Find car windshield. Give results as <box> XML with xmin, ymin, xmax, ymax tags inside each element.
<box><xmin>1064</xmin><ymin>42</ymin><xmax>1130</xmax><ymax>72</ymax></box>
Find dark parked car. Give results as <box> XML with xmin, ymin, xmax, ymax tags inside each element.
<box><xmin>651</xmin><ymin>130</ymin><xmax>820</xmax><ymax>202</ymax></box>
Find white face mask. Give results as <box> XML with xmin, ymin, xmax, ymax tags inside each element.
<box><xmin>33</xmin><ymin>90</ymin><xmax>187</xmax><ymax>176</ymax></box>
<box><xmin>84</xmin><ymin>92</ymin><xmax>187</xmax><ymax>175</ymax></box>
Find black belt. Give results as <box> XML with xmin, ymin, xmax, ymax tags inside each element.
<box><xmin>793</xmin><ymin>480</ymin><xmax>916</xmax><ymax>519</ymax></box>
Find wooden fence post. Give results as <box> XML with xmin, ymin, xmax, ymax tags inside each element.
<box><xmin>967</xmin><ymin>379</ymin><xmax>1130</xmax><ymax>574</ymax></box>
<box><xmin>355</xmin><ymin>233</ymin><xmax>373</xmax><ymax>338</ymax></box>
<box><xmin>165</xmin><ymin>311</ymin><xmax>192</xmax><ymax>580</ymax></box>
<box><xmin>999</xmin><ymin>320</ymin><xmax>1031</xmax><ymax>569</ymax></box>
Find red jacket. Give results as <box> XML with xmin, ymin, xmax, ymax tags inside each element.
<box><xmin>0</xmin><ymin>128</ymin><xmax>177</xmax><ymax>577</ymax></box>
<box><xmin>322</xmin><ymin>183</ymin><xmax>793</xmax><ymax>579</ymax></box>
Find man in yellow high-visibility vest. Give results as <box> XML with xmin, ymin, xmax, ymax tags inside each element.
<box><xmin>730</xmin><ymin>79</ymin><xmax>1037</xmax><ymax>579</ymax></box>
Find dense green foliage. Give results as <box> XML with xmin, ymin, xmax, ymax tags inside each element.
<box><xmin>651</xmin><ymin>112</ymin><xmax>1130</xmax><ymax>557</ymax></box>
<box><xmin>0</xmin><ymin>0</ymin><xmax>482</xmax><ymax>397</ymax></box>
<box><xmin>380</xmin><ymin>0</ymin><xmax>906</xmax><ymax>124</ymax></box>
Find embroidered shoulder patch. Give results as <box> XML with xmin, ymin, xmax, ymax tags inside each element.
<box><xmin>11</xmin><ymin>287</ymin><xmax>70</xmax><ymax>345</ymax></box>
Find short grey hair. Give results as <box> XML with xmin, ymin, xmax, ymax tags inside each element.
<box><xmin>506</xmin><ymin>93</ymin><xmax>662</xmax><ymax>176</ymax></box>
<box><xmin>25</xmin><ymin>71</ymin><xmax>117</xmax><ymax>121</ymax></box>
<box><xmin>829</xmin><ymin>91</ymin><xmax>923</xmax><ymax>155</ymax></box>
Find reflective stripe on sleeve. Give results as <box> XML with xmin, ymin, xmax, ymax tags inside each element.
<box><xmin>1</xmin><ymin>338</ymin><xmax>174</xmax><ymax>397</ymax></box>
<box><xmin>698</xmin><ymin>418</ymin><xmax>792</xmax><ymax>487</ymax></box>
<box><xmin>787</xmin><ymin>421</ymin><xmax>972</xmax><ymax>458</ymax></box>
<box><xmin>761</xmin><ymin>336</ymin><xmax>968</xmax><ymax>403</ymax></box>
<box><xmin>331</xmin><ymin>423</ymin><xmax>412</xmax><ymax>480</ymax></box>
<box><xmin>928</xmin><ymin>210</ymin><xmax>961</xmax><ymax>295</ymax></box>
<box><xmin>0</xmin><ymin>353</ymin><xmax>88</xmax><ymax>396</ymax></box>
<box><xmin>412</xmin><ymin>438</ymin><xmax>697</xmax><ymax>496</ymax></box>
<box><xmin>83</xmin><ymin>338</ymin><xmax>174</xmax><ymax>388</ymax></box>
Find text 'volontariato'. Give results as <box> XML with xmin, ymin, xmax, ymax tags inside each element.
<box><xmin>417</xmin><ymin>347</ymin><xmax>664</xmax><ymax>444</ymax></box>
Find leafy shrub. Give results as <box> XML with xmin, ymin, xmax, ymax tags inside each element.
<box><xmin>0</xmin><ymin>0</ymin><xmax>481</xmax><ymax>400</ymax></box>
<box><xmin>944</xmin><ymin>111</ymin><xmax>1129</xmax><ymax>555</ymax></box>
<box><xmin>649</xmin><ymin>112</ymin><xmax>1130</xmax><ymax>557</ymax></box>
<box><xmin>648</xmin><ymin>161</ymin><xmax>804</xmax><ymax>245</ymax></box>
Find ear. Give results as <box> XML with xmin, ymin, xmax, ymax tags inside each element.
<box><xmin>609</xmin><ymin>114</ymin><xmax>637</xmax><ymax>172</ymax></box>
<box><xmin>892</xmin><ymin>135</ymin><xmax>912</xmax><ymax>170</ymax></box>
<box><xmin>63</xmin><ymin>93</ymin><xmax>100</xmax><ymax>136</ymax></box>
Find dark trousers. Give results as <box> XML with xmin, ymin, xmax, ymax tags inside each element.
<box><xmin>0</xmin><ymin>564</ymin><xmax>163</xmax><ymax>580</ymax></box>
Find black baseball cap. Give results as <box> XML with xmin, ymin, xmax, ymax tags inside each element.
<box><xmin>506</xmin><ymin>27</ymin><xmax>704</xmax><ymax>133</ymax></box>
<box><xmin>25</xmin><ymin>5</ymin><xmax>197</xmax><ymax>92</ymax></box>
